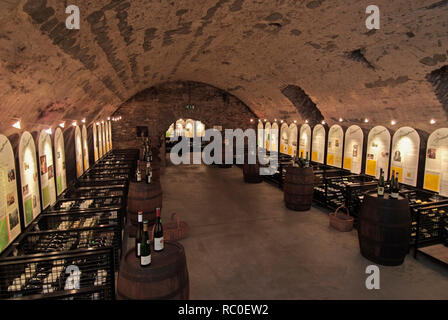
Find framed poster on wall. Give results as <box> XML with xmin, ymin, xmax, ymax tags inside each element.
<box><xmin>311</xmin><ymin>124</ymin><xmax>326</xmax><ymax>164</ymax></box>
<box><xmin>391</xmin><ymin>126</ymin><xmax>420</xmax><ymax>187</ymax></box>
<box><xmin>108</xmin><ymin>120</ymin><xmax>113</xmax><ymax>149</ymax></box>
<box><xmin>0</xmin><ymin>135</ymin><xmax>21</xmax><ymax>253</ymax></box>
<box><xmin>423</xmin><ymin>128</ymin><xmax>448</xmax><ymax>196</ymax></box>
<box><xmin>38</xmin><ymin>130</ymin><xmax>56</xmax><ymax>210</ymax></box>
<box><xmin>93</xmin><ymin>124</ymin><xmax>99</xmax><ymax>162</ymax></box>
<box><xmin>82</xmin><ymin>125</ymin><xmax>89</xmax><ymax>171</ymax></box>
<box><xmin>74</xmin><ymin>126</ymin><xmax>84</xmax><ymax>178</ymax></box>
<box><xmin>97</xmin><ymin>123</ymin><xmax>103</xmax><ymax>158</ymax></box>
<box><xmin>298</xmin><ymin>124</ymin><xmax>312</xmax><ymax>159</ymax></box>
<box><xmin>54</xmin><ymin>128</ymin><xmax>67</xmax><ymax>196</ymax></box>
<box><xmin>19</xmin><ymin>131</ymin><xmax>41</xmax><ymax>227</ymax></box>
<box><xmin>257</xmin><ymin>121</ymin><xmax>264</xmax><ymax>149</ymax></box>
<box><xmin>264</xmin><ymin>122</ymin><xmax>271</xmax><ymax>151</ymax></box>
<box><xmin>365</xmin><ymin>126</ymin><xmax>391</xmax><ymax>179</ymax></box>
<box><xmin>288</xmin><ymin>123</ymin><xmax>298</xmax><ymax>156</ymax></box>
<box><xmin>271</xmin><ymin>122</ymin><xmax>279</xmax><ymax>153</ymax></box>
<box><xmin>326</xmin><ymin>124</ymin><xmax>344</xmax><ymax>168</ymax></box>
<box><xmin>343</xmin><ymin>125</ymin><xmax>364</xmax><ymax>174</ymax></box>
<box><xmin>279</xmin><ymin>122</ymin><xmax>289</xmax><ymax>154</ymax></box>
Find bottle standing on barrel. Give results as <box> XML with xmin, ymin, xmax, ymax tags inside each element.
<box><xmin>377</xmin><ymin>168</ymin><xmax>385</xmax><ymax>196</ymax></box>
<box><xmin>135</xmin><ymin>211</ymin><xmax>143</xmax><ymax>257</ymax></box>
<box><xmin>390</xmin><ymin>169</ymin><xmax>395</xmax><ymax>193</ymax></box>
<box><xmin>136</xmin><ymin>167</ymin><xmax>142</xmax><ymax>182</ymax></box>
<box><xmin>140</xmin><ymin>221</ymin><xmax>151</xmax><ymax>267</ymax></box>
<box><xmin>390</xmin><ymin>172</ymin><xmax>399</xmax><ymax>199</ymax></box>
<box><xmin>149</xmin><ymin>147</ymin><xmax>153</xmax><ymax>163</ymax></box>
<box><xmin>305</xmin><ymin>151</ymin><xmax>310</xmax><ymax>168</ymax></box>
<box><xmin>154</xmin><ymin>208</ymin><xmax>164</xmax><ymax>252</ymax></box>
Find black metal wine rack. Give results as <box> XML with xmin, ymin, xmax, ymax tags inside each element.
<box><xmin>0</xmin><ymin>248</ymin><xmax>115</xmax><ymax>300</ymax></box>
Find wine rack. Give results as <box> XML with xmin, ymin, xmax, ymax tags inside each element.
<box><xmin>49</xmin><ymin>197</ymin><xmax>123</xmax><ymax>213</ymax></box>
<box><xmin>0</xmin><ymin>248</ymin><xmax>115</xmax><ymax>300</ymax></box>
<box><xmin>62</xmin><ymin>187</ymin><xmax>125</xmax><ymax>200</ymax></box>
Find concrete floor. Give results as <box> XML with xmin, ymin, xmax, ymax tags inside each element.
<box><xmin>153</xmin><ymin>161</ymin><xmax>448</xmax><ymax>300</ymax></box>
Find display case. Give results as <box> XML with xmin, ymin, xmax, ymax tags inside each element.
<box><xmin>264</xmin><ymin>122</ymin><xmax>271</xmax><ymax>151</ymax></box>
<box><xmin>54</xmin><ymin>128</ymin><xmax>67</xmax><ymax>196</ymax></box>
<box><xmin>82</xmin><ymin>125</ymin><xmax>90</xmax><ymax>172</ymax></box>
<box><xmin>298</xmin><ymin>123</ymin><xmax>312</xmax><ymax>159</ymax></box>
<box><xmin>38</xmin><ymin>130</ymin><xmax>57</xmax><ymax>210</ymax></box>
<box><xmin>343</xmin><ymin>125</ymin><xmax>365</xmax><ymax>175</ymax></box>
<box><xmin>423</xmin><ymin>128</ymin><xmax>448</xmax><ymax>197</ymax></box>
<box><xmin>288</xmin><ymin>123</ymin><xmax>298</xmax><ymax>157</ymax></box>
<box><xmin>74</xmin><ymin>126</ymin><xmax>84</xmax><ymax>178</ymax></box>
<box><xmin>279</xmin><ymin>122</ymin><xmax>289</xmax><ymax>154</ymax></box>
<box><xmin>365</xmin><ymin>125</ymin><xmax>391</xmax><ymax>180</ymax></box>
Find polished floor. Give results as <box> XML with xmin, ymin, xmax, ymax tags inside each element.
<box><xmin>153</xmin><ymin>161</ymin><xmax>448</xmax><ymax>299</ymax></box>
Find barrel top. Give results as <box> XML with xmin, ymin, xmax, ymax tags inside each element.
<box><xmin>123</xmin><ymin>241</ymin><xmax>185</xmax><ymax>271</ymax></box>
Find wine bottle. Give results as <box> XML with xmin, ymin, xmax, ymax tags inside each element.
<box><xmin>136</xmin><ymin>167</ymin><xmax>142</xmax><ymax>182</ymax></box>
<box><xmin>140</xmin><ymin>221</ymin><xmax>151</xmax><ymax>267</ymax></box>
<box><xmin>391</xmin><ymin>173</ymin><xmax>399</xmax><ymax>199</ymax></box>
<box><xmin>305</xmin><ymin>151</ymin><xmax>310</xmax><ymax>168</ymax></box>
<box><xmin>146</xmin><ymin>165</ymin><xmax>152</xmax><ymax>184</ymax></box>
<box><xmin>154</xmin><ymin>208</ymin><xmax>164</xmax><ymax>252</ymax></box>
<box><xmin>135</xmin><ymin>211</ymin><xmax>143</xmax><ymax>257</ymax></box>
<box><xmin>377</xmin><ymin>168</ymin><xmax>385</xmax><ymax>196</ymax></box>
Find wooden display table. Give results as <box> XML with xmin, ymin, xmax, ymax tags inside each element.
<box><xmin>358</xmin><ymin>193</ymin><xmax>410</xmax><ymax>266</ymax></box>
<box><xmin>116</xmin><ymin>241</ymin><xmax>189</xmax><ymax>300</ymax></box>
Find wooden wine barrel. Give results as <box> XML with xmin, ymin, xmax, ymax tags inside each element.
<box><xmin>127</xmin><ymin>180</ymin><xmax>163</xmax><ymax>237</ymax></box>
<box><xmin>283</xmin><ymin>166</ymin><xmax>314</xmax><ymax>211</ymax></box>
<box><xmin>116</xmin><ymin>242</ymin><xmax>189</xmax><ymax>300</ymax></box>
<box><xmin>358</xmin><ymin>193</ymin><xmax>410</xmax><ymax>266</ymax></box>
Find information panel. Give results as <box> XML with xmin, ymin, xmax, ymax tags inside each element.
<box><xmin>38</xmin><ymin>130</ymin><xmax>56</xmax><ymax>210</ymax></box>
<box><xmin>343</xmin><ymin>125</ymin><xmax>364</xmax><ymax>174</ymax></box>
<box><xmin>264</xmin><ymin>122</ymin><xmax>271</xmax><ymax>151</ymax></box>
<box><xmin>257</xmin><ymin>122</ymin><xmax>264</xmax><ymax>149</ymax></box>
<box><xmin>106</xmin><ymin>121</ymin><xmax>111</xmax><ymax>152</ymax></box>
<box><xmin>326</xmin><ymin>124</ymin><xmax>344</xmax><ymax>168</ymax></box>
<box><xmin>75</xmin><ymin>126</ymin><xmax>84</xmax><ymax>178</ymax></box>
<box><xmin>271</xmin><ymin>122</ymin><xmax>279</xmax><ymax>152</ymax></box>
<box><xmin>19</xmin><ymin>131</ymin><xmax>41</xmax><ymax>227</ymax></box>
<box><xmin>365</xmin><ymin>126</ymin><xmax>391</xmax><ymax>179</ymax></box>
<box><xmin>108</xmin><ymin>121</ymin><xmax>113</xmax><ymax>150</ymax></box>
<box><xmin>391</xmin><ymin>126</ymin><xmax>420</xmax><ymax>187</ymax></box>
<box><xmin>82</xmin><ymin>125</ymin><xmax>90</xmax><ymax>171</ymax></box>
<box><xmin>0</xmin><ymin>135</ymin><xmax>21</xmax><ymax>253</ymax></box>
<box><xmin>288</xmin><ymin>123</ymin><xmax>298</xmax><ymax>156</ymax></box>
<box><xmin>97</xmin><ymin>123</ymin><xmax>103</xmax><ymax>158</ymax></box>
<box><xmin>279</xmin><ymin>123</ymin><xmax>289</xmax><ymax>154</ymax></box>
<box><xmin>423</xmin><ymin>128</ymin><xmax>448</xmax><ymax>196</ymax></box>
<box><xmin>54</xmin><ymin>128</ymin><xmax>67</xmax><ymax>196</ymax></box>
<box><xmin>298</xmin><ymin>124</ymin><xmax>312</xmax><ymax>159</ymax></box>
<box><xmin>93</xmin><ymin>124</ymin><xmax>99</xmax><ymax>162</ymax></box>
<box><xmin>101</xmin><ymin>122</ymin><xmax>106</xmax><ymax>156</ymax></box>
<box><xmin>311</xmin><ymin>124</ymin><xmax>326</xmax><ymax>164</ymax></box>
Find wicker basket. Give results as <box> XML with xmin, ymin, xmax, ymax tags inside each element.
<box><xmin>329</xmin><ymin>206</ymin><xmax>354</xmax><ymax>232</ymax></box>
<box><xmin>152</xmin><ymin>212</ymin><xmax>189</xmax><ymax>241</ymax></box>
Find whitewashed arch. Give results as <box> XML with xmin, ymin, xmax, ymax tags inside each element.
<box><xmin>311</xmin><ymin>124</ymin><xmax>326</xmax><ymax>164</ymax></box>
<box><xmin>343</xmin><ymin>125</ymin><xmax>364</xmax><ymax>174</ymax></box>
<box><xmin>54</xmin><ymin>127</ymin><xmax>67</xmax><ymax>196</ymax></box>
<box><xmin>82</xmin><ymin>125</ymin><xmax>89</xmax><ymax>171</ymax></box>
<box><xmin>327</xmin><ymin>124</ymin><xmax>344</xmax><ymax>168</ymax></box>
<box><xmin>185</xmin><ymin>119</ymin><xmax>195</xmax><ymax>138</ymax></box>
<box><xmin>298</xmin><ymin>123</ymin><xmax>312</xmax><ymax>159</ymax></box>
<box><xmin>104</xmin><ymin>121</ymin><xmax>110</xmax><ymax>152</ymax></box>
<box><xmin>423</xmin><ymin>128</ymin><xmax>448</xmax><ymax>195</ymax></box>
<box><xmin>38</xmin><ymin>130</ymin><xmax>56</xmax><ymax>209</ymax></box>
<box><xmin>280</xmin><ymin>123</ymin><xmax>289</xmax><ymax>154</ymax></box>
<box><xmin>97</xmin><ymin>123</ymin><xmax>103</xmax><ymax>158</ymax></box>
<box><xmin>0</xmin><ymin>134</ymin><xmax>21</xmax><ymax>253</ymax></box>
<box><xmin>93</xmin><ymin>124</ymin><xmax>99</xmax><ymax>162</ymax></box>
<box><xmin>257</xmin><ymin>121</ymin><xmax>264</xmax><ymax>148</ymax></box>
<box><xmin>271</xmin><ymin>122</ymin><xmax>279</xmax><ymax>152</ymax></box>
<box><xmin>365</xmin><ymin>126</ymin><xmax>391</xmax><ymax>179</ymax></box>
<box><xmin>75</xmin><ymin>126</ymin><xmax>84</xmax><ymax>178</ymax></box>
<box><xmin>264</xmin><ymin>122</ymin><xmax>272</xmax><ymax>151</ymax></box>
<box><xmin>108</xmin><ymin>120</ymin><xmax>113</xmax><ymax>150</ymax></box>
<box><xmin>391</xmin><ymin>126</ymin><xmax>420</xmax><ymax>187</ymax></box>
<box><xmin>19</xmin><ymin>131</ymin><xmax>41</xmax><ymax>227</ymax></box>
<box><xmin>288</xmin><ymin>123</ymin><xmax>298</xmax><ymax>156</ymax></box>
<box><xmin>101</xmin><ymin>122</ymin><xmax>106</xmax><ymax>156</ymax></box>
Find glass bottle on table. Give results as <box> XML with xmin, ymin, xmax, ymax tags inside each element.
<box><xmin>135</xmin><ymin>211</ymin><xmax>143</xmax><ymax>258</ymax></box>
<box><xmin>377</xmin><ymin>168</ymin><xmax>385</xmax><ymax>196</ymax></box>
<box><xmin>154</xmin><ymin>208</ymin><xmax>164</xmax><ymax>252</ymax></box>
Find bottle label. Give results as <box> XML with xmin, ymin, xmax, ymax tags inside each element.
<box><xmin>141</xmin><ymin>254</ymin><xmax>151</xmax><ymax>266</ymax></box>
<box><xmin>138</xmin><ymin>214</ymin><xmax>143</xmax><ymax>222</ymax></box>
<box><xmin>391</xmin><ymin>192</ymin><xmax>398</xmax><ymax>198</ymax></box>
<box><xmin>378</xmin><ymin>187</ymin><xmax>384</xmax><ymax>195</ymax></box>
<box><xmin>137</xmin><ymin>243</ymin><xmax>141</xmax><ymax>256</ymax></box>
<box><xmin>154</xmin><ymin>237</ymin><xmax>164</xmax><ymax>251</ymax></box>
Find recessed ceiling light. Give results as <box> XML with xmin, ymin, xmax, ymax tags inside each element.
<box><xmin>364</xmin><ymin>118</ymin><xmax>369</xmax><ymax>123</ymax></box>
<box><xmin>45</xmin><ymin>128</ymin><xmax>52</xmax><ymax>135</ymax></box>
<box><xmin>430</xmin><ymin>119</ymin><xmax>436</xmax><ymax>124</ymax></box>
<box><xmin>59</xmin><ymin>122</ymin><xmax>65</xmax><ymax>128</ymax></box>
<box><xmin>391</xmin><ymin>120</ymin><xmax>397</xmax><ymax>125</ymax></box>
<box><xmin>339</xmin><ymin>118</ymin><xmax>343</xmax><ymax>122</ymax></box>
<box><xmin>12</xmin><ymin>120</ymin><xmax>21</xmax><ymax>129</ymax></box>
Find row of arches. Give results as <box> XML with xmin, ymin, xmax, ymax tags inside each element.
<box><xmin>0</xmin><ymin>120</ymin><xmax>113</xmax><ymax>254</ymax></box>
<box><xmin>166</xmin><ymin>119</ymin><xmax>206</xmax><ymax>138</ymax></box>
<box><xmin>258</xmin><ymin>121</ymin><xmax>448</xmax><ymax>197</ymax></box>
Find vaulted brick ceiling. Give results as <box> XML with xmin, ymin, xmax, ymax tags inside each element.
<box><xmin>0</xmin><ymin>0</ymin><xmax>447</xmax><ymax>136</ymax></box>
